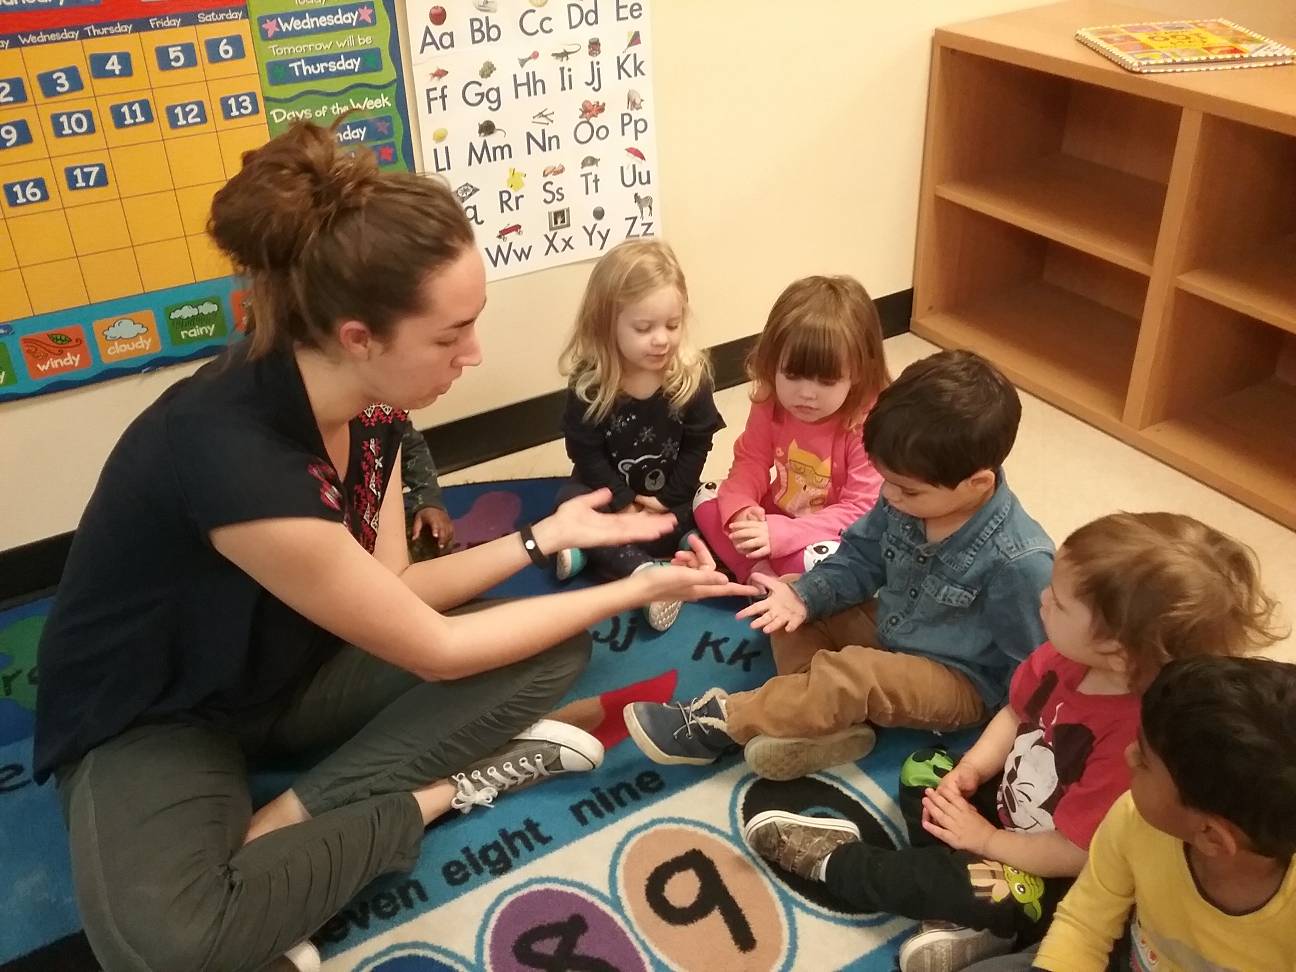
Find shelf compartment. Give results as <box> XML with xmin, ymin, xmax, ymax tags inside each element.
<box><xmin>925</xmin><ymin>48</ymin><xmax>1180</xmax><ymax>275</ymax></box>
<box><xmin>1174</xmin><ymin>117</ymin><xmax>1296</xmax><ymax>336</ymax></box>
<box><xmin>937</xmin><ymin>155</ymin><xmax>1164</xmax><ymax>274</ymax></box>
<box><xmin>914</xmin><ymin>202</ymin><xmax>1143</xmax><ymax>426</ymax></box>
<box><xmin>1178</xmin><ymin>233</ymin><xmax>1296</xmax><ymax>337</ymax></box>
<box><xmin>1142</xmin><ymin>376</ymin><xmax>1296</xmax><ymax>529</ymax></box>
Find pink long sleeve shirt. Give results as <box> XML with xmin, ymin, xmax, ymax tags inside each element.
<box><xmin>716</xmin><ymin>397</ymin><xmax>883</xmax><ymax>559</ymax></box>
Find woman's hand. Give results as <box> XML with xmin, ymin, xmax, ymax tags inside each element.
<box><xmin>635</xmin><ymin>494</ymin><xmax>669</xmax><ymax>514</ymax></box>
<box><xmin>633</xmin><ymin>535</ymin><xmax>759</xmax><ymax>604</ymax></box>
<box><xmin>535</xmin><ymin>488</ymin><xmax>674</xmax><ymax>552</ymax></box>
<box><xmin>735</xmin><ymin>574</ymin><xmax>808</xmax><ymax>633</ymax></box>
<box><xmin>728</xmin><ymin>518</ymin><xmax>772</xmax><ymax>560</ymax></box>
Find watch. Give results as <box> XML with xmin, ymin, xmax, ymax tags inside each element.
<box><xmin>519</xmin><ymin>522</ymin><xmax>550</xmax><ymax>568</ymax></box>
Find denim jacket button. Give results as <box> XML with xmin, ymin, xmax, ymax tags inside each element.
<box><xmin>909</xmin><ymin>588</ymin><xmax>918</xmax><ymax>598</ymax></box>
<box><xmin>917</xmin><ymin>555</ymin><xmax>927</xmax><ymax>564</ymax></box>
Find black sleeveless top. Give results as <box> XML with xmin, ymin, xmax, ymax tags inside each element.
<box><xmin>33</xmin><ymin>343</ymin><xmax>404</xmax><ymax>782</ymax></box>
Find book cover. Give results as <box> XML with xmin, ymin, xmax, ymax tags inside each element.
<box><xmin>1075</xmin><ymin>19</ymin><xmax>1295</xmax><ymax>73</ymax></box>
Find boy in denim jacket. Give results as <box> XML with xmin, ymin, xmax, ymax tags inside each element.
<box><xmin>625</xmin><ymin>350</ymin><xmax>1054</xmax><ymax>780</ymax></box>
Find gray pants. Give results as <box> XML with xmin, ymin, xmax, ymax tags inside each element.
<box><xmin>56</xmin><ymin>607</ymin><xmax>590</xmax><ymax>972</ymax></box>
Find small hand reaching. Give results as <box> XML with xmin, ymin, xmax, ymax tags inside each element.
<box><xmin>921</xmin><ymin>787</ymin><xmax>997</xmax><ymax>855</ymax></box>
<box><xmin>735</xmin><ymin>573</ymin><xmax>808</xmax><ymax>633</ymax></box>
<box><xmin>411</xmin><ymin>506</ymin><xmax>455</xmax><ymax>552</ymax></box>
<box><xmin>934</xmin><ymin>760</ymin><xmax>983</xmax><ymax>802</ymax></box>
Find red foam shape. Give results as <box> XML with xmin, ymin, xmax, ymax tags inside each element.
<box><xmin>591</xmin><ymin>670</ymin><xmax>679</xmax><ymax>750</ymax></box>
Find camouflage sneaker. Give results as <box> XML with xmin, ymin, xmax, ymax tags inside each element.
<box><xmin>898</xmin><ymin>921</ymin><xmax>1015</xmax><ymax>972</ymax></box>
<box><xmin>742</xmin><ymin>810</ymin><xmax>861</xmax><ymax>880</ymax></box>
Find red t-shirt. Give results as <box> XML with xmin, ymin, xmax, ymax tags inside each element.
<box><xmin>996</xmin><ymin>643</ymin><xmax>1140</xmax><ymax>849</ymax></box>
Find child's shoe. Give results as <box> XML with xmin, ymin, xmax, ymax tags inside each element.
<box><xmin>743</xmin><ymin>810</ymin><xmax>861</xmax><ymax>880</ymax></box>
<box><xmin>743</xmin><ymin>724</ymin><xmax>877</xmax><ymax>780</ymax></box>
<box><xmin>897</xmin><ymin>921</ymin><xmax>1015</xmax><ymax>972</ymax></box>
<box><xmin>691</xmin><ymin>480</ymin><xmax>719</xmax><ymax>510</ymax></box>
<box><xmin>450</xmin><ymin>719</ymin><xmax>604</xmax><ymax>813</ymax></box>
<box><xmin>631</xmin><ymin>561</ymin><xmax>682</xmax><ymax>630</ymax></box>
<box><xmin>624</xmin><ymin>689</ymin><xmax>736</xmax><ymax>765</ymax></box>
<box><xmin>554</xmin><ymin>547</ymin><xmax>586</xmax><ymax>581</ymax></box>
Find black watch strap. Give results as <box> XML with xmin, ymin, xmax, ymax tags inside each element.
<box><xmin>519</xmin><ymin>522</ymin><xmax>549</xmax><ymax>568</ymax></box>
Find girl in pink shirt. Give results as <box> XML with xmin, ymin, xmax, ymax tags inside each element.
<box><xmin>694</xmin><ymin>276</ymin><xmax>890</xmax><ymax>582</ymax></box>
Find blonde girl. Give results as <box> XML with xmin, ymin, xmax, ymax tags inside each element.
<box><xmin>553</xmin><ymin>239</ymin><xmax>723</xmax><ymax>630</ymax></box>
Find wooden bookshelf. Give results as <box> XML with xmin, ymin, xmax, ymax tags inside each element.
<box><xmin>913</xmin><ymin>1</ymin><xmax>1296</xmax><ymax>528</ymax></box>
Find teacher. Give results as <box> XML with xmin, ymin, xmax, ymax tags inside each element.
<box><xmin>33</xmin><ymin>121</ymin><xmax>748</xmax><ymax>972</ymax></box>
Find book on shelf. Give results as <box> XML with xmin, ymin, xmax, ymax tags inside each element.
<box><xmin>1075</xmin><ymin>19</ymin><xmax>1295</xmax><ymax>73</ymax></box>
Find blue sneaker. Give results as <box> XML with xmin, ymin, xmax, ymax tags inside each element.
<box><xmin>623</xmin><ymin>689</ymin><xmax>737</xmax><ymax>765</ymax></box>
<box><xmin>555</xmin><ymin>547</ymin><xmax>586</xmax><ymax>581</ymax></box>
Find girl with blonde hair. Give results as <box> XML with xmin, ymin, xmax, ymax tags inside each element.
<box><xmin>553</xmin><ymin>239</ymin><xmax>723</xmax><ymax>630</ymax></box>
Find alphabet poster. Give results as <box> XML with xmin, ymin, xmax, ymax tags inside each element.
<box><xmin>404</xmin><ymin>0</ymin><xmax>661</xmax><ymax>281</ymax></box>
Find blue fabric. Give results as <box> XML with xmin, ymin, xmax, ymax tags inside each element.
<box><xmin>792</xmin><ymin>471</ymin><xmax>1054</xmax><ymax>708</ymax></box>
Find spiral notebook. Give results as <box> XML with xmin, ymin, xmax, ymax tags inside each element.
<box><xmin>1075</xmin><ymin>19</ymin><xmax>1295</xmax><ymax>74</ymax></box>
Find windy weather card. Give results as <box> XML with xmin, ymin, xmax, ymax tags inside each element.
<box><xmin>404</xmin><ymin>0</ymin><xmax>661</xmax><ymax>280</ymax></box>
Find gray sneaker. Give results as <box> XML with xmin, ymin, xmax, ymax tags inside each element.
<box><xmin>451</xmin><ymin>720</ymin><xmax>604</xmax><ymax>813</ymax></box>
<box><xmin>623</xmin><ymin>689</ymin><xmax>735</xmax><ymax>765</ymax></box>
<box><xmin>898</xmin><ymin>921</ymin><xmax>1015</xmax><ymax>972</ymax></box>
<box><xmin>267</xmin><ymin>942</ymin><xmax>320</xmax><ymax>972</ymax></box>
<box><xmin>743</xmin><ymin>809</ymin><xmax>861</xmax><ymax>880</ymax></box>
<box><xmin>743</xmin><ymin>724</ymin><xmax>877</xmax><ymax>780</ymax></box>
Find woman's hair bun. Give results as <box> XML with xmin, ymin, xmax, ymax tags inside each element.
<box><xmin>208</xmin><ymin>119</ymin><xmax>378</xmax><ymax>273</ymax></box>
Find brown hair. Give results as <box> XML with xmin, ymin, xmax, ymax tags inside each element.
<box><xmin>1063</xmin><ymin>512</ymin><xmax>1285</xmax><ymax>691</ymax></box>
<box><xmin>208</xmin><ymin>119</ymin><xmax>474</xmax><ymax>357</ymax></box>
<box><xmin>863</xmin><ymin>350</ymin><xmax>1020</xmax><ymax>487</ymax></box>
<box><xmin>746</xmin><ymin>276</ymin><xmax>890</xmax><ymax>427</ymax></box>
<box><xmin>560</xmin><ymin>239</ymin><xmax>710</xmax><ymax>422</ymax></box>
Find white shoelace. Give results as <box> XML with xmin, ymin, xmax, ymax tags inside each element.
<box><xmin>450</xmin><ymin>752</ymin><xmax>550</xmax><ymax>813</ymax></box>
<box><xmin>672</xmin><ymin>688</ymin><xmax>728</xmax><ymax>741</ymax></box>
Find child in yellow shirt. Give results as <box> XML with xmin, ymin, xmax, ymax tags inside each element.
<box><xmin>970</xmin><ymin>655</ymin><xmax>1296</xmax><ymax>972</ymax></box>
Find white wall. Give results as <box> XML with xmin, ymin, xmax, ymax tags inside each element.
<box><xmin>3</xmin><ymin>0</ymin><xmax>1293</xmax><ymax>549</ymax></box>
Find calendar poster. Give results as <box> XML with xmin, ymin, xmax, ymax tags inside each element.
<box><xmin>404</xmin><ymin>0</ymin><xmax>661</xmax><ymax>281</ymax></box>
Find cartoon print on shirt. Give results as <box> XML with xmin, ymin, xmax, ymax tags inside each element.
<box><xmin>618</xmin><ymin>452</ymin><xmax>670</xmax><ymax>494</ymax></box>
<box><xmin>775</xmin><ymin>439</ymin><xmax>832</xmax><ymax>515</ymax></box>
<box><xmin>967</xmin><ymin>860</ymin><xmax>1046</xmax><ymax>921</ymax></box>
<box><xmin>1131</xmin><ymin>914</ymin><xmax>1241</xmax><ymax>972</ymax></box>
<box><xmin>997</xmin><ymin>670</ymin><xmax>1096</xmax><ymax>832</ymax></box>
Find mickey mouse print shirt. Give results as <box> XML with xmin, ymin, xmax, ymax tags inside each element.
<box><xmin>996</xmin><ymin>643</ymin><xmax>1141</xmax><ymax>849</ymax></box>
<box><xmin>33</xmin><ymin>342</ymin><xmax>405</xmax><ymax>783</ymax></box>
<box><xmin>561</xmin><ymin>382</ymin><xmax>724</xmax><ymax>516</ymax></box>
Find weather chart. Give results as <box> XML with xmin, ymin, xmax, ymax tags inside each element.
<box><xmin>0</xmin><ymin>0</ymin><xmax>411</xmax><ymax>403</ymax></box>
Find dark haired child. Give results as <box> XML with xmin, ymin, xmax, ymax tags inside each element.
<box><xmin>624</xmin><ymin>350</ymin><xmax>1053</xmax><ymax>779</ymax></box>
<box><xmin>741</xmin><ymin>513</ymin><xmax>1281</xmax><ymax>972</ymax></box>
<box><xmin>1028</xmin><ymin>656</ymin><xmax>1296</xmax><ymax>971</ymax></box>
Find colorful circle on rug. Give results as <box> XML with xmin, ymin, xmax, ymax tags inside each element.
<box><xmin>611</xmin><ymin>818</ymin><xmax>793</xmax><ymax>972</ymax></box>
<box><xmin>736</xmin><ymin>774</ymin><xmax>900</xmax><ymax>916</ymax></box>
<box><xmin>481</xmin><ymin>880</ymin><xmax>647</xmax><ymax>972</ymax></box>
<box><xmin>351</xmin><ymin>942</ymin><xmax>475</xmax><ymax>972</ymax></box>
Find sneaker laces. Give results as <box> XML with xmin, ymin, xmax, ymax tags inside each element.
<box><xmin>672</xmin><ymin>688</ymin><xmax>728</xmax><ymax>741</ymax></box>
<box><xmin>450</xmin><ymin>752</ymin><xmax>550</xmax><ymax>814</ymax></box>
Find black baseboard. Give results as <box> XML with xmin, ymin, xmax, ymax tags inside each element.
<box><xmin>0</xmin><ymin>288</ymin><xmax>912</xmax><ymax>601</ymax></box>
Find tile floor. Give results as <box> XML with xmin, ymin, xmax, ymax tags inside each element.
<box><xmin>442</xmin><ymin>333</ymin><xmax>1295</xmax><ymax>661</ymax></box>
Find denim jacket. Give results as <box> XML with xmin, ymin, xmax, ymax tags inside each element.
<box><xmin>792</xmin><ymin>470</ymin><xmax>1054</xmax><ymax>709</ymax></box>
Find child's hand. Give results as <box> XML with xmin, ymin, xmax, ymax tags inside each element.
<box><xmin>411</xmin><ymin>506</ymin><xmax>455</xmax><ymax>551</ymax></box>
<box><xmin>728</xmin><ymin>518</ymin><xmax>771</xmax><ymax>560</ymax></box>
<box><xmin>736</xmin><ymin>573</ymin><xmax>808</xmax><ymax>633</ymax></box>
<box><xmin>935</xmin><ymin>761</ymin><xmax>983</xmax><ymax>802</ymax></box>
<box><xmin>729</xmin><ymin>506</ymin><xmax>766</xmax><ymax>524</ymax></box>
<box><xmin>635</xmin><ymin>495</ymin><xmax>669</xmax><ymax>514</ymax></box>
<box><xmin>921</xmin><ymin>787</ymin><xmax>997</xmax><ymax>856</ymax></box>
